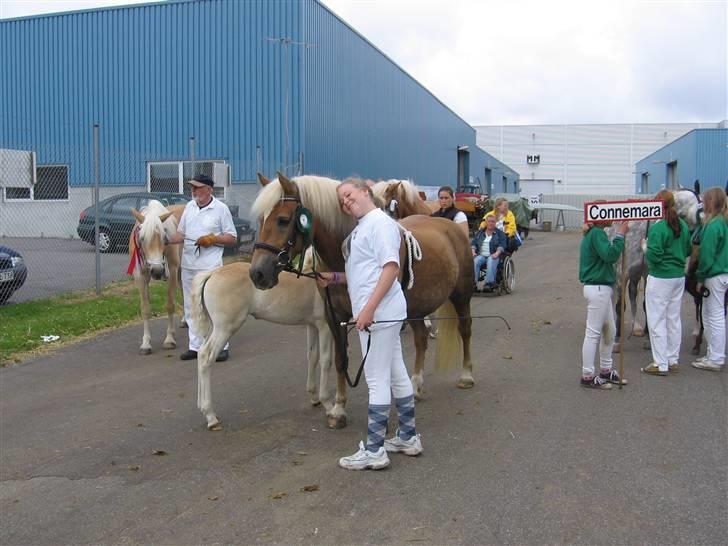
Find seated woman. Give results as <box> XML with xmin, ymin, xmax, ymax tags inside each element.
<box><xmin>471</xmin><ymin>213</ymin><xmax>508</xmax><ymax>291</ymax></box>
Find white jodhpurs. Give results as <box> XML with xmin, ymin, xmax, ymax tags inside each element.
<box><xmin>182</xmin><ymin>267</ymin><xmax>228</xmax><ymax>353</ymax></box>
<box><xmin>646</xmin><ymin>275</ymin><xmax>684</xmax><ymax>371</ymax></box>
<box><xmin>581</xmin><ymin>285</ymin><xmax>616</xmax><ymax>377</ymax></box>
<box><xmin>702</xmin><ymin>274</ymin><xmax>728</xmax><ymax>365</ymax></box>
<box><xmin>358</xmin><ymin>323</ymin><xmax>413</xmax><ymax>406</ymax></box>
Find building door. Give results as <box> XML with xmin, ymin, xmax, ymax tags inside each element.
<box><xmin>457</xmin><ymin>148</ymin><xmax>469</xmax><ymax>191</ymax></box>
<box><xmin>484</xmin><ymin>168</ymin><xmax>492</xmax><ymax>195</ymax></box>
<box><xmin>667</xmin><ymin>161</ymin><xmax>678</xmax><ymax>189</ymax></box>
<box><xmin>641</xmin><ymin>173</ymin><xmax>649</xmax><ymax>194</ymax></box>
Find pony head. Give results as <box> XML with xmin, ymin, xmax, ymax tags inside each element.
<box><xmin>673</xmin><ymin>187</ymin><xmax>702</xmax><ymax>230</ymax></box>
<box><xmin>131</xmin><ymin>200</ymin><xmax>172</xmax><ymax>280</ymax></box>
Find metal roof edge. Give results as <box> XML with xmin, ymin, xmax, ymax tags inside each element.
<box><xmin>0</xmin><ymin>0</ymin><xmax>195</xmax><ymax>23</ymax></box>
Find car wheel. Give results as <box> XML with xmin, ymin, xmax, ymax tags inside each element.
<box><xmin>97</xmin><ymin>228</ymin><xmax>113</xmax><ymax>253</ymax></box>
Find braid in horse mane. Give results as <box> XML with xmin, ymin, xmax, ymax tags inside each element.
<box><xmin>656</xmin><ymin>190</ymin><xmax>681</xmax><ymax>238</ymax></box>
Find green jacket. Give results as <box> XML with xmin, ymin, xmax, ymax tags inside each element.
<box><xmin>697</xmin><ymin>217</ymin><xmax>728</xmax><ymax>282</ymax></box>
<box><xmin>645</xmin><ymin>218</ymin><xmax>691</xmax><ymax>278</ymax></box>
<box><xmin>579</xmin><ymin>227</ymin><xmax>624</xmax><ymax>286</ymax></box>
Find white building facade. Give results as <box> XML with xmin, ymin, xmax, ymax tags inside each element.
<box><xmin>475</xmin><ymin>122</ymin><xmax>724</xmax><ymax>195</ymax></box>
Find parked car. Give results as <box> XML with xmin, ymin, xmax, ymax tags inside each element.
<box><xmin>77</xmin><ymin>192</ymin><xmax>255</xmax><ymax>254</ymax></box>
<box><xmin>0</xmin><ymin>246</ymin><xmax>28</xmax><ymax>304</ymax></box>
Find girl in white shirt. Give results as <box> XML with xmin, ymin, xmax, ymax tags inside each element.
<box><xmin>318</xmin><ymin>178</ymin><xmax>423</xmax><ymax>470</ymax></box>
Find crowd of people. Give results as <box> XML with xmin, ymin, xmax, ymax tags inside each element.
<box><xmin>579</xmin><ymin>187</ymin><xmax>727</xmax><ymax>390</ymax></box>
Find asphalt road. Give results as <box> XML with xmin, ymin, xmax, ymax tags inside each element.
<box><xmin>1</xmin><ymin>232</ymin><xmax>726</xmax><ymax>545</ymax></box>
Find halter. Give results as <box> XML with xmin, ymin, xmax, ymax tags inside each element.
<box><xmin>128</xmin><ymin>224</ymin><xmax>169</xmax><ymax>278</ymax></box>
<box><xmin>253</xmin><ymin>196</ymin><xmax>314</xmax><ymax>278</ymax></box>
<box><xmin>387</xmin><ymin>198</ymin><xmax>401</xmax><ymax>219</ymax></box>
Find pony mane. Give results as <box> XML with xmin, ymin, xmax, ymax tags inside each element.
<box><xmin>251</xmin><ymin>175</ymin><xmax>355</xmax><ymax>240</ymax></box>
<box><xmin>139</xmin><ymin>199</ymin><xmax>169</xmax><ymax>240</ymax></box>
<box><xmin>379</xmin><ymin>179</ymin><xmax>420</xmax><ymax>206</ymax></box>
<box><xmin>673</xmin><ymin>188</ymin><xmax>701</xmax><ymax>230</ymax></box>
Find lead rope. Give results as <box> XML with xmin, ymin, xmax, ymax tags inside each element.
<box><xmin>399</xmin><ymin>226</ymin><xmax>422</xmax><ymax>289</ymax></box>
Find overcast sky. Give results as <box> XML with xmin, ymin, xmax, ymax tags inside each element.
<box><xmin>2</xmin><ymin>0</ymin><xmax>726</xmax><ymax>126</ymax></box>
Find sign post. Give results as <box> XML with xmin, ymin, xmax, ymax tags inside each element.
<box><xmin>583</xmin><ymin>199</ymin><xmax>664</xmax><ymax>389</ymax></box>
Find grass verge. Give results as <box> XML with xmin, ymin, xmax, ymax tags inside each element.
<box><xmin>0</xmin><ymin>280</ymin><xmax>182</xmax><ymax>367</ymax></box>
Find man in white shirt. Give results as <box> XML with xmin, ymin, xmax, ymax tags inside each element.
<box><xmin>166</xmin><ymin>174</ymin><xmax>237</xmax><ymax>361</ymax></box>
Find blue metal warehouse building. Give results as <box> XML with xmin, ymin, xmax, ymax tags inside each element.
<box><xmin>0</xmin><ymin>0</ymin><xmax>517</xmax><ymax>238</ymax></box>
<box><xmin>635</xmin><ymin>128</ymin><xmax>728</xmax><ymax>194</ymax></box>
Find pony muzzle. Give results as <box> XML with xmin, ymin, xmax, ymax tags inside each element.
<box><xmin>249</xmin><ymin>254</ymin><xmax>280</xmax><ymax>289</ymax></box>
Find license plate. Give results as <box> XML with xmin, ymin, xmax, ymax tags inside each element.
<box><xmin>0</xmin><ymin>270</ymin><xmax>14</xmax><ymax>282</ymax></box>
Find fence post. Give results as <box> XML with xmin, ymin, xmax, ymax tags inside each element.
<box><xmin>93</xmin><ymin>124</ymin><xmax>101</xmax><ymax>295</ymax></box>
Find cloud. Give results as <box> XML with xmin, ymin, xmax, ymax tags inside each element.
<box><xmin>323</xmin><ymin>0</ymin><xmax>727</xmax><ymax>124</ymax></box>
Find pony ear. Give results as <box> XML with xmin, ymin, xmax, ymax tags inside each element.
<box><xmin>277</xmin><ymin>172</ymin><xmax>297</xmax><ymax>196</ymax></box>
<box><xmin>159</xmin><ymin>211</ymin><xmax>172</xmax><ymax>223</ymax></box>
<box><xmin>418</xmin><ymin>191</ymin><xmax>427</xmax><ymax>201</ymax></box>
<box><xmin>131</xmin><ymin>208</ymin><xmax>145</xmax><ymax>224</ymax></box>
<box><xmin>257</xmin><ymin>172</ymin><xmax>270</xmax><ymax>186</ymax></box>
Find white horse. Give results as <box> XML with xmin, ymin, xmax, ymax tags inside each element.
<box><xmin>191</xmin><ymin>250</ymin><xmax>334</xmax><ymax>430</ymax></box>
<box><xmin>129</xmin><ymin>200</ymin><xmax>184</xmax><ymax>355</ymax></box>
<box><xmin>611</xmin><ymin>187</ymin><xmax>702</xmax><ymax>352</ymax></box>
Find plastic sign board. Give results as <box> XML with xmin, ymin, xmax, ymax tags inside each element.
<box><xmin>584</xmin><ymin>199</ymin><xmax>664</xmax><ymax>224</ymax></box>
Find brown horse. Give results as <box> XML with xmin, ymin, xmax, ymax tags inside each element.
<box><xmin>249</xmin><ymin>173</ymin><xmax>475</xmax><ymax>429</ymax></box>
<box><xmin>129</xmin><ymin>200</ymin><xmax>184</xmax><ymax>354</ymax></box>
<box><xmin>373</xmin><ymin>179</ymin><xmax>434</xmax><ymax>218</ymax></box>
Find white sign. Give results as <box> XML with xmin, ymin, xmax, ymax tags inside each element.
<box><xmin>584</xmin><ymin>200</ymin><xmax>664</xmax><ymax>224</ymax></box>
<box><xmin>528</xmin><ymin>195</ymin><xmax>541</xmax><ymax>206</ymax></box>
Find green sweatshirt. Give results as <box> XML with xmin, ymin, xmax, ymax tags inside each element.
<box><xmin>697</xmin><ymin>217</ymin><xmax>728</xmax><ymax>282</ymax></box>
<box><xmin>579</xmin><ymin>227</ymin><xmax>624</xmax><ymax>286</ymax></box>
<box><xmin>645</xmin><ymin>218</ymin><xmax>691</xmax><ymax>278</ymax></box>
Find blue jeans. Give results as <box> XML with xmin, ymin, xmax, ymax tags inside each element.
<box><xmin>474</xmin><ymin>255</ymin><xmax>500</xmax><ymax>284</ymax></box>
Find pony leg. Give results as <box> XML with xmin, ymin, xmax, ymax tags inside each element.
<box><xmin>692</xmin><ymin>298</ymin><xmax>703</xmax><ymax>355</ymax></box>
<box><xmin>317</xmin><ymin>325</ymin><xmax>334</xmax><ymax>411</ymax></box>
<box><xmin>197</xmin><ymin>329</ymin><xmax>227</xmax><ymax>431</ymax></box>
<box><xmin>327</xmin><ymin>351</ymin><xmax>348</xmax><ymax>429</ymax></box>
<box><xmin>163</xmin><ymin>268</ymin><xmax>178</xmax><ymax>349</ymax></box>
<box><xmin>613</xmin><ymin>287</ymin><xmax>624</xmax><ymax>353</ymax></box>
<box><xmin>629</xmin><ymin>278</ymin><xmax>644</xmax><ymax>337</ymax></box>
<box><xmin>305</xmin><ymin>325</ymin><xmax>321</xmax><ymax>406</ymax></box>
<box><xmin>409</xmin><ymin>320</ymin><xmax>429</xmax><ymax>400</ymax></box>
<box><xmin>454</xmin><ymin>303</ymin><xmax>474</xmax><ymax>389</ymax></box>
<box><xmin>138</xmin><ymin>275</ymin><xmax>153</xmax><ymax>355</ymax></box>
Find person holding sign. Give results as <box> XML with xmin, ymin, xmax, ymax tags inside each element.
<box><xmin>692</xmin><ymin>187</ymin><xmax>728</xmax><ymax>372</ymax></box>
<box><xmin>579</xmin><ymin>218</ymin><xmax>629</xmax><ymax>389</ymax></box>
<box><xmin>641</xmin><ymin>190</ymin><xmax>692</xmax><ymax>376</ymax></box>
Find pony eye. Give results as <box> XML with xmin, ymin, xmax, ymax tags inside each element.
<box><xmin>277</xmin><ymin>216</ymin><xmax>291</xmax><ymax>227</ymax></box>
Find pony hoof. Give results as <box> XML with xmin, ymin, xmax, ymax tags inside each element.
<box><xmin>414</xmin><ymin>391</ymin><xmax>424</xmax><ymax>402</ymax></box>
<box><xmin>310</xmin><ymin>399</ymin><xmax>322</xmax><ymax>407</ymax></box>
<box><xmin>612</xmin><ymin>344</ymin><xmax>622</xmax><ymax>354</ymax></box>
<box><xmin>139</xmin><ymin>347</ymin><xmax>152</xmax><ymax>355</ymax></box>
<box><xmin>632</xmin><ymin>328</ymin><xmax>644</xmax><ymax>337</ymax></box>
<box><xmin>163</xmin><ymin>341</ymin><xmax>176</xmax><ymax>349</ymax></box>
<box><xmin>327</xmin><ymin>414</ymin><xmax>347</xmax><ymax>429</ymax></box>
<box><xmin>180</xmin><ymin>321</ymin><xmax>188</xmax><ymax>329</ymax></box>
<box><xmin>457</xmin><ymin>377</ymin><xmax>474</xmax><ymax>389</ymax></box>
<box><xmin>207</xmin><ymin>421</ymin><xmax>223</xmax><ymax>431</ymax></box>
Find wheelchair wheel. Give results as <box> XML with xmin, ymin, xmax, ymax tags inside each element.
<box><xmin>502</xmin><ymin>256</ymin><xmax>515</xmax><ymax>294</ymax></box>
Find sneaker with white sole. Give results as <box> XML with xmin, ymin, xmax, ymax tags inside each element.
<box><xmin>580</xmin><ymin>375</ymin><xmax>612</xmax><ymax>389</ymax></box>
<box><xmin>691</xmin><ymin>359</ymin><xmax>724</xmax><ymax>371</ymax></box>
<box><xmin>384</xmin><ymin>430</ymin><xmax>423</xmax><ymax>456</ymax></box>
<box><xmin>338</xmin><ymin>441</ymin><xmax>390</xmax><ymax>470</ymax></box>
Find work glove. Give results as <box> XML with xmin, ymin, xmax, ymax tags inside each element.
<box><xmin>195</xmin><ymin>233</ymin><xmax>217</xmax><ymax>248</ymax></box>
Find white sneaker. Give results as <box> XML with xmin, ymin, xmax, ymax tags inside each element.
<box><xmin>338</xmin><ymin>441</ymin><xmax>390</xmax><ymax>470</ymax></box>
<box><xmin>692</xmin><ymin>359</ymin><xmax>725</xmax><ymax>371</ymax></box>
<box><xmin>384</xmin><ymin>430</ymin><xmax>423</xmax><ymax>456</ymax></box>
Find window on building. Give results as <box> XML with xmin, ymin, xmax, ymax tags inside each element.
<box><xmin>3</xmin><ymin>164</ymin><xmax>69</xmax><ymax>201</ymax></box>
<box><xmin>148</xmin><ymin>160</ymin><xmax>229</xmax><ymax>199</ymax></box>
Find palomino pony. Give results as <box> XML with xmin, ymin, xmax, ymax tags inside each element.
<box><xmin>129</xmin><ymin>200</ymin><xmax>184</xmax><ymax>354</ymax></box>
<box><xmin>191</xmin><ymin>250</ymin><xmax>334</xmax><ymax>430</ymax></box>
<box><xmin>610</xmin><ymin>186</ymin><xmax>703</xmax><ymax>352</ymax></box>
<box><xmin>372</xmin><ymin>179</ymin><xmax>433</xmax><ymax>218</ymax></box>
<box><xmin>249</xmin><ymin>174</ymin><xmax>475</xmax><ymax>429</ymax></box>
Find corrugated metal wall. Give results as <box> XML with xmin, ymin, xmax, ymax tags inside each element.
<box><xmin>634</xmin><ymin>129</ymin><xmax>727</xmax><ymax>193</ymax></box>
<box><xmin>302</xmin><ymin>0</ymin><xmax>480</xmax><ymax>187</ymax></box>
<box><xmin>0</xmin><ymin>0</ymin><xmax>303</xmax><ymax>186</ymax></box>
<box><xmin>475</xmin><ymin>123</ymin><xmax>719</xmax><ymax>194</ymax></box>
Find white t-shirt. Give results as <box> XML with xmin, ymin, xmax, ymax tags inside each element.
<box><xmin>453</xmin><ymin>211</ymin><xmax>468</xmax><ymax>224</ymax></box>
<box><xmin>178</xmin><ymin>197</ymin><xmax>237</xmax><ymax>270</ymax></box>
<box><xmin>479</xmin><ymin>234</ymin><xmax>493</xmax><ymax>257</ymax></box>
<box><xmin>344</xmin><ymin>208</ymin><xmax>407</xmax><ymax>327</ymax></box>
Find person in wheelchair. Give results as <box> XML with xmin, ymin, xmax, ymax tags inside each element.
<box><xmin>471</xmin><ymin>213</ymin><xmax>507</xmax><ymax>292</ymax></box>
<box><xmin>481</xmin><ymin>197</ymin><xmax>521</xmax><ymax>253</ymax></box>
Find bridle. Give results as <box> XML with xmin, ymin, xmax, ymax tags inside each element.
<box><xmin>386</xmin><ymin>197</ymin><xmax>401</xmax><ymax>219</ymax></box>
<box><xmin>132</xmin><ymin>224</ymin><xmax>169</xmax><ymax>278</ymax></box>
<box><xmin>253</xmin><ymin>196</ymin><xmax>313</xmax><ymax>278</ymax></box>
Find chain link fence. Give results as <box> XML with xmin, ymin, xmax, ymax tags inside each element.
<box><xmin>0</xmin><ymin>132</ymin><xmax>285</xmax><ymax>305</ymax></box>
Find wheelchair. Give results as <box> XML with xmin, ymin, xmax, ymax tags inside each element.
<box><xmin>473</xmin><ymin>252</ymin><xmax>515</xmax><ymax>296</ymax></box>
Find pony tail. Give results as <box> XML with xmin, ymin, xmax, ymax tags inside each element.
<box><xmin>656</xmin><ymin>190</ymin><xmax>681</xmax><ymax>237</ymax></box>
<box><xmin>666</xmin><ymin>207</ymin><xmax>681</xmax><ymax>237</ymax></box>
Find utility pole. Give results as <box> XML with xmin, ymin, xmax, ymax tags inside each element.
<box><xmin>266</xmin><ymin>36</ymin><xmax>316</xmax><ymax>175</ymax></box>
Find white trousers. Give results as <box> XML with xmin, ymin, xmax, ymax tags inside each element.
<box><xmin>358</xmin><ymin>323</ymin><xmax>413</xmax><ymax>406</ymax></box>
<box><xmin>182</xmin><ymin>267</ymin><xmax>228</xmax><ymax>353</ymax></box>
<box><xmin>581</xmin><ymin>285</ymin><xmax>615</xmax><ymax>377</ymax></box>
<box><xmin>702</xmin><ymin>274</ymin><xmax>728</xmax><ymax>365</ymax></box>
<box><xmin>646</xmin><ymin>275</ymin><xmax>684</xmax><ymax>371</ymax></box>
